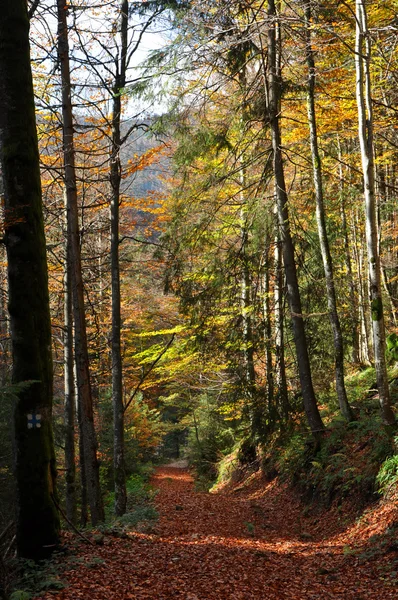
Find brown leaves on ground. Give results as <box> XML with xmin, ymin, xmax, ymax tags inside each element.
<box><xmin>40</xmin><ymin>466</ymin><xmax>398</xmax><ymax>599</ymax></box>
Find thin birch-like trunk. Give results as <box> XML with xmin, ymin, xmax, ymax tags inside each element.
<box><xmin>337</xmin><ymin>137</ymin><xmax>360</xmax><ymax>364</ymax></box>
<box><xmin>355</xmin><ymin>0</ymin><xmax>395</xmax><ymax>424</ymax></box>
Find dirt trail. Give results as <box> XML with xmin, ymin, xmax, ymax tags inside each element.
<box><xmin>47</xmin><ymin>466</ymin><xmax>398</xmax><ymax>599</ymax></box>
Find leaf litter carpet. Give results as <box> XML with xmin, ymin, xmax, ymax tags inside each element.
<box><xmin>42</xmin><ymin>465</ymin><xmax>398</xmax><ymax>599</ymax></box>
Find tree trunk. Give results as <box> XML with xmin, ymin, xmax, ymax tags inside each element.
<box><xmin>337</xmin><ymin>137</ymin><xmax>360</xmax><ymax>364</ymax></box>
<box><xmin>355</xmin><ymin>0</ymin><xmax>395</xmax><ymax>424</ymax></box>
<box><xmin>267</xmin><ymin>0</ymin><xmax>324</xmax><ymax>436</ymax></box>
<box><xmin>241</xmin><ymin>229</ymin><xmax>258</xmax><ymax>417</ymax></box>
<box><xmin>0</xmin><ymin>0</ymin><xmax>60</xmax><ymax>559</ymax></box>
<box><xmin>376</xmin><ymin>157</ymin><xmax>397</xmax><ymax>326</ymax></box>
<box><xmin>64</xmin><ymin>195</ymin><xmax>77</xmax><ymax>525</ymax></box>
<box><xmin>304</xmin><ymin>1</ymin><xmax>353</xmax><ymax>421</ymax></box>
<box><xmin>274</xmin><ymin>227</ymin><xmax>289</xmax><ymax>423</ymax></box>
<box><xmin>263</xmin><ymin>239</ymin><xmax>275</xmax><ymax>421</ymax></box>
<box><xmin>110</xmin><ymin>0</ymin><xmax>128</xmax><ymax>517</ymax></box>
<box><xmin>0</xmin><ymin>253</ymin><xmax>9</xmax><ymax>386</ymax></box>
<box><xmin>57</xmin><ymin>0</ymin><xmax>104</xmax><ymax>523</ymax></box>
<box><xmin>352</xmin><ymin>212</ymin><xmax>372</xmax><ymax>365</ymax></box>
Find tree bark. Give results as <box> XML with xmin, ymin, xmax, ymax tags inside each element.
<box><xmin>267</xmin><ymin>0</ymin><xmax>324</xmax><ymax>436</ymax></box>
<box><xmin>0</xmin><ymin>0</ymin><xmax>60</xmax><ymax>559</ymax></box>
<box><xmin>110</xmin><ymin>0</ymin><xmax>128</xmax><ymax>517</ymax></box>
<box><xmin>274</xmin><ymin>226</ymin><xmax>289</xmax><ymax>423</ymax></box>
<box><xmin>337</xmin><ymin>137</ymin><xmax>360</xmax><ymax>364</ymax></box>
<box><xmin>355</xmin><ymin>0</ymin><xmax>395</xmax><ymax>424</ymax></box>
<box><xmin>57</xmin><ymin>0</ymin><xmax>104</xmax><ymax>523</ymax></box>
<box><xmin>304</xmin><ymin>0</ymin><xmax>353</xmax><ymax>421</ymax></box>
<box><xmin>64</xmin><ymin>195</ymin><xmax>77</xmax><ymax>525</ymax></box>
<box><xmin>263</xmin><ymin>239</ymin><xmax>275</xmax><ymax>421</ymax></box>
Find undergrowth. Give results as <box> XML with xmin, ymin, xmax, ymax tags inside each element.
<box><xmin>7</xmin><ymin>554</ymin><xmax>66</xmax><ymax>600</ymax></box>
<box><xmin>103</xmin><ymin>469</ymin><xmax>158</xmax><ymax>532</ymax></box>
<box><xmin>6</xmin><ymin>469</ymin><xmax>159</xmax><ymax>600</ymax></box>
<box><xmin>214</xmin><ymin>367</ymin><xmax>398</xmax><ymax>507</ymax></box>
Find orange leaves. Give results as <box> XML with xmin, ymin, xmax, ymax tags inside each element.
<box><xmin>44</xmin><ymin>465</ymin><xmax>398</xmax><ymax>600</ymax></box>
<box><xmin>123</xmin><ymin>145</ymin><xmax>166</xmax><ymax>179</ymax></box>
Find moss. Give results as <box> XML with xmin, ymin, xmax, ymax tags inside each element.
<box><xmin>371</xmin><ymin>297</ymin><xmax>383</xmax><ymax>321</ymax></box>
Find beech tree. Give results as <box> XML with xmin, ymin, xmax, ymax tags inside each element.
<box><xmin>354</xmin><ymin>0</ymin><xmax>395</xmax><ymax>425</ymax></box>
<box><xmin>0</xmin><ymin>0</ymin><xmax>60</xmax><ymax>558</ymax></box>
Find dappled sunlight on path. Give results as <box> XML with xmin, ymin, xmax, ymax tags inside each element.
<box><xmin>42</xmin><ymin>465</ymin><xmax>398</xmax><ymax>599</ymax></box>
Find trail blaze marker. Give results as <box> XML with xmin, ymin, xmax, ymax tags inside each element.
<box><xmin>27</xmin><ymin>413</ymin><xmax>42</xmax><ymax>429</ymax></box>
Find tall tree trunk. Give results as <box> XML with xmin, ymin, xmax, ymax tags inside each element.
<box><xmin>337</xmin><ymin>137</ymin><xmax>360</xmax><ymax>364</ymax></box>
<box><xmin>304</xmin><ymin>1</ymin><xmax>353</xmax><ymax>421</ymax></box>
<box><xmin>274</xmin><ymin>227</ymin><xmax>289</xmax><ymax>423</ymax></box>
<box><xmin>0</xmin><ymin>0</ymin><xmax>60</xmax><ymax>559</ymax></box>
<box><xmin>110</xmin><ymin>0</ymin><xmax>128</xmax><ymax>517</ymax></box>
<box><xmin>64</xmin><ymin>198</ymin><xmax>77</xmax><ymax>525</ymax></box>
<box><xmin>77</xmin><ymin>386</ymin><xmax>88</xmax><ymax>527</ymax></box>
<box><xmin>0</xmin><ymin>254</ymin><xmax>9</xmax><ymax>386</ymax></box>
<box><xmin>353</xmin><ymin>220</ymin><xmax>372</xmax><ymax>365</ymax></box>
<box><xmin>376</xmin><ymin>157</ymin><xmax>397</xmax><ymax>326</ymax></box>
<box><xmin>57</xmin><ymin>0</ymin><xmax>104</xmax><ymax>523</ymax></box>
<box><xmin>263</xmin><ymin>239</ymin><xmax>275</xmax><ymax>421</ymax></box>
<box><xmin>267</xmin><ymin>0</ymin><xmax>324</xmax><ymax>436</ymax></box>
<box><xmin>355</xmin><ymin>0</ymin><xmax>395</xmax><ymax>424</ymax></box>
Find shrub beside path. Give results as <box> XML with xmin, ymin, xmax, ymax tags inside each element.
<box><xmin>41</xmin><ymin>465</ymin><xmax>398</xmax><ymax>599</ymax></box>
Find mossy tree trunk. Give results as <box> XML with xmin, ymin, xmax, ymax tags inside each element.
<box><xmin>0</xmin><ymin>0</ymin><xmax>60</xmax><ymax>559</ymax></box>
<box><xmin>355</xmin><ymin>0</ymin><xmax>395</xmax><ymax>425</ymax></box>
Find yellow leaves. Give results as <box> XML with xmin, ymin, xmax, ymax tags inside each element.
<box><xmin>129</xmin><ymin>325</ymin><xmax>186</xmax><ymax>338</ymax></box>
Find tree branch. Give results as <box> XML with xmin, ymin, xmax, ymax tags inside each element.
<box><xmin>124</xmin><ymin>333</ymin><xmax>175</xmax><ymax>413</ymax></box>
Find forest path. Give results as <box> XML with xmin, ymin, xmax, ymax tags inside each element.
<box><xmin>47</xmin><ymin>466</ymin><xmax>398</xmax><ymax>600</ymax></box>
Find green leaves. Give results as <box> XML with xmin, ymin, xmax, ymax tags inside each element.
<box><xmin>386</xmin><ymin>333</ymin><xmax>398</xmax><ymax>362</ymax></box>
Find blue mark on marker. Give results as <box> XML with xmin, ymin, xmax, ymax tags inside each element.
<box><xmin>27</xmin><ymin>413</ymin><xmax>42</xmax><ymax>429</ymax></box>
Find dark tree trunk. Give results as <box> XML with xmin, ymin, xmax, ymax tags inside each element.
<box><xmin>64</xmin><ymin>200</ymin><xmax>77</xmax><ymax>525</ymax></box>
<box><xmin>57</xmin><ymin>0</ymin><xmax>104</xmax><ymax>523</ymax></box>
<box><xmin>110</xmin><ymin>0</ymin><xmax>129</xmax><ymax>517</ymax></box>
<box><xmin>274</xmin><ymin>228</ymin><xmax>289</xmax><ymax>422</ymax></box>
<box><xmin>263</xmin><ymin>240</ymin><xmax>275</xmax><ymax>420</ymax></box>
<box><xmin>267</xmin><ymin>0</ymin><xmax>324</xmax><ymax>436</ymax></box>
<box><xmin>0</xmin><ymin>0</ymin><xmax>60</xmax><ymax>559</ymax></box>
